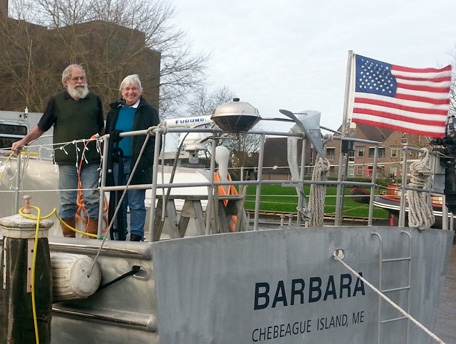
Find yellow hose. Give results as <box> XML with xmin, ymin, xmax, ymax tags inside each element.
<box><xmin>21</xmin><ymin>205</ymin><xmax>42</xmax><ymax>344</ymax></box>
<box><xmin>20</xmin><ymin>208</ymin><xmax>97</xmax><ymax>238</ymax></box>
<box><xmin>18</xmin><ymin>205</ymin><xmax>98</xmax><ymax>343</ymax></box>
<box><xmin>8</xmin><ymin>141</ymin><xmax>100</xmax><ymax>341</ymax></box>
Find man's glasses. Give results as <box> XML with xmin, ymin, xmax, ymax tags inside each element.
<box><xmin>71</xmin><ymin>76</ymin><xmax>85</xmax><ymax>81</ymax></box>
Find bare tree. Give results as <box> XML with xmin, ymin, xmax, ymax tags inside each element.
<box><xmin>0</xmin><ymin>16</ymin><xmax>61</xmax><ymax>111</ymax></box>
<box><xmin>225</xmin><ymin>132</ymin><xmax>260</xmax><ymax>175</ymax></box>
<box><xmin>449</xmin><ymin>56</ymin><xmax>456</xmax><ymax>118</ymax></box>
<box><xmin>1</xmin><ymin>0</ymin><xmax>207</xmax><ymax>117</ymax></box>
<box><xmin>186</xmin><ymin>86</ymin><xmax>235</xmax><ymax>116</ymax></box>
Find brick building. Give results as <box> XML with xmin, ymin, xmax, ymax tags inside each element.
<box><xmin>0</xmin><ymin>6</ymin><xmax>160</xmax><ymax>114</ymax></box>
<box><xmin>325</xmin><ymin>122</ymin><xmax>426</xmax><ymax>179</ymax></box>
<box><xmin>261</xmin><ymin>122</ymin><xmax>427</xmax><ymax>180</ymax></box>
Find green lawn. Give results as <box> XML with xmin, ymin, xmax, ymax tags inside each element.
<box><xmin>243</xmin><ymin>184</ymin><xmax>389</xmax><ymax>219</ymax></box>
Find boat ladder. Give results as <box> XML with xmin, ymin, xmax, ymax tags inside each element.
<box><xmin>372</xmin><ymin>230</ymin><xmax>412</xmax><ymax>344</ymax></box>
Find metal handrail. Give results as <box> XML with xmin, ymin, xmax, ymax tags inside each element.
<box><xmin>9</xmin><ymin>126</ymin><xmax>445</xmax><ymax>237</ymax></box>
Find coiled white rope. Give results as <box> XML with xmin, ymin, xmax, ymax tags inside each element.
<box><xmin>407</xmin><ymin>149</ymin><xmax>434</xmax><ymax>230</ymax></box>
<box><xmin>307</xmin><ymin>156</ymin><xmax>330</xmax><ymax>227</ymax></box>
<box><xmin>333</xmin><ymin>252</ymin><xmax>446</xmax><ymax>344</ymax></box>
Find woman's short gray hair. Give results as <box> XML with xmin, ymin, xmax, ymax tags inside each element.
<box><xmin>62</xmin><ymin>64</ymin><xmax>86</xmax><ymax>85</ymax></box>
<box><xmin>119</xmin><ymin>74</ymin><xmax>143</xmax><ymax>92</ymax></box>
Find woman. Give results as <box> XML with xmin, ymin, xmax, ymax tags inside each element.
<box><xmin>106</xmin><ymin>74</ymin><xmax>160</xmax><ymax>241</ymax></box>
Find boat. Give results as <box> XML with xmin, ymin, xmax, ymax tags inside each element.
<box><xmin>349</xmin><ymin>186</ymin><xmax>371</xmax><ymax>204</ymax></box>
<box><xmin>0</xmin><ymin>102</ymin><xmax>454</xmax><ymax>344</ymax></box>
<box><xmin>350</xmin><ymin>184</ymin><xmax>455</xmax><ymax>229</ymax></box>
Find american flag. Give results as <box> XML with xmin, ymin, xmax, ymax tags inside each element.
<box><xmin>350</xmin><ymin>54</ymin><xmax>452</xmax><ymax>138</ymax></box>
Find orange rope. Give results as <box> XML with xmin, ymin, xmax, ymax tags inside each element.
<box><xmin>75</xmin><ymin>135</ymin><xmax>109</xmax><ymax>232</ymax></box>
<box><xmin>214</xmin><ymin>171</ymin><xmax>238</xmax><ymax>232</ymax></box>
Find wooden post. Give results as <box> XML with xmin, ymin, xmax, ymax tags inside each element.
<box><xmin>0</xmin><ymin>213</ymin><xmax>53</xmax><ymax>343</ymax></box>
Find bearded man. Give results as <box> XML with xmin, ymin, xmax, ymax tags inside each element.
<box><xmin>12</xmin><ymin>64</ymin><xmax>105</xmax><ymax>238</ymax></box>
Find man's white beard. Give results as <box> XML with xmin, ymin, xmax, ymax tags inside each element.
<box><xmin>67</xmin><ymin>84</ymin><xmax>89</xmax><ymax>99</ymax></box>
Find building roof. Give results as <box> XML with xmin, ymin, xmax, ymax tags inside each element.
<box><xmin>355</xmin><ymin>123</ymin><xmax>395</xmax><ymax>142</ymax></box>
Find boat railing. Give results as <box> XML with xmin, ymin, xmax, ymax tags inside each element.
<box><xmin>100</xmin><ymin>125</ymin><xmax>448</xmax><ymax>237</ymax></box>
<box><xmin>5</xmin><ymin>124</ymin><xmax>450</xmax><ymax>238</ymax></box>
<box><xmin>331</xmin><ymin>136</ymin><xmax>384</xmax><ymax>226</ymax></box>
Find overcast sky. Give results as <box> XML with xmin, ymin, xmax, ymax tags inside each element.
<box><xmin>170</xmin><ymin>0</ymin><xmax>456</xmax><ymax>132</ymax></box>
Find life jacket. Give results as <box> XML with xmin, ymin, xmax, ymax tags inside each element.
<box><xmin>214</xmin><ymin>171</ymin><xmax>238</xmax><ymax>232</ymax></box>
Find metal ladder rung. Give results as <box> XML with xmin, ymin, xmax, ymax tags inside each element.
<box><xmin>381</xmin><ymin>316</ymin><xmax>407</xmax><ymax>324</ymax></box>
<box><xmin>373</xmin><ymin>230</ymin><xmax>412</xmax><ymax>344</ymax></box>
<box><xmin>382</xmin><ymin>257</ymin><xmax>411</xmax><ymax>263</ymax></box>
<box><xmin>382</xmin><ymin>286</ymin><xmax>410</xmax><ymax>293</ymax></box>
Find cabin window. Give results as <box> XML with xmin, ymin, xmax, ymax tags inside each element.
<box><xmin>348</xmin><ymin>151</ymin><xmax>355</xmax><ymax>162</ymax></box>
<box><xmin>0</xmin><ymin>124</ymin><xmax>28</xmax><ymax>150</ymax></box>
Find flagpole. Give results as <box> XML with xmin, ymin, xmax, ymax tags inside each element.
<box><xmin>341</xmin><ymin>50</ymin><xmax>355</xmax><ymax>135</ymax></box>
<box><xmin>335</xmin><ymin>50</ymin><xmax>355</xmax><ymax>225</ymax></box>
